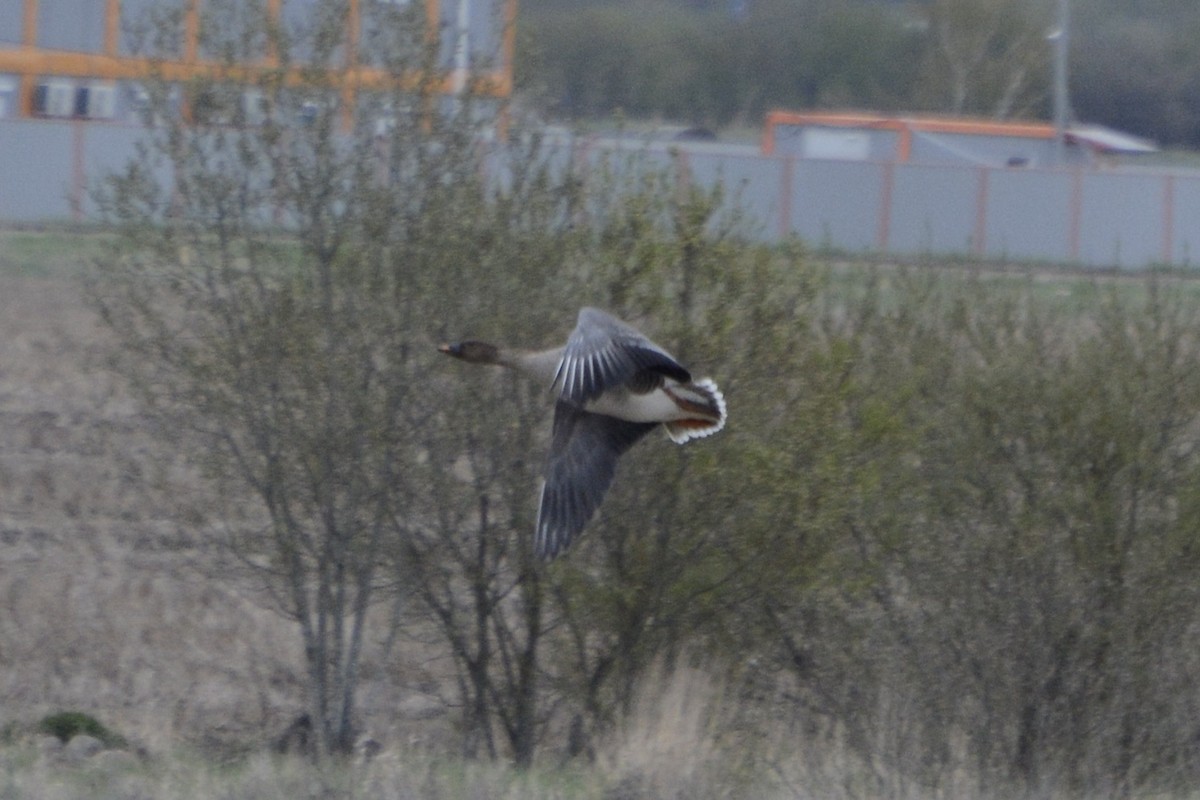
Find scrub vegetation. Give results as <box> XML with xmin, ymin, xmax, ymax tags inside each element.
<box><xmin>5</xmin><ymin>1</ymin><xmax>1200</xmax><ymax>798</ymax></box>
<box><xmin>8</xmin><ymin>245</ymin><xmax>1200</xmax><ymax>799</ymax></box>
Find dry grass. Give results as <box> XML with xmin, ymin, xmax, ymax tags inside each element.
<box><xmin>0</xmin><ymin>238</ymin><xmax>792</xmax><ymax>796</ymax></box>
<box><xmin>0</xmin><ymin>259</ymin><xmax>837</xmax><ymax>797</ymax></box>
<box><xmin>597</xmin><ymin>666</ymin><xmax>727</xmax><ymax>798</ymax></box>
<box><xmin>0</xmin><ymin>746</ymin><xmax>614</xmax><ymax>800</ymax></box>
<box><xmin>9</xmin><ymin>233</ymin><xmax>1193</xmax><ymax>798</ymax></box>
<box><xmin>0</xmin><ymin>263</ymin><xmax>445</xmax><ymax>754</ymax></box>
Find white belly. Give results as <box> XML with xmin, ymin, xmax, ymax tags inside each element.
<box><xmin>584</xmin><ymin>389</ymin><xmax>683</xmax><ymax>423</ymax></box>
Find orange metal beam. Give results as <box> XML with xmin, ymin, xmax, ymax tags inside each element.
<box><xmin>19</xmin><ymin>0</ymin><xmax>37</xmax><ymax>116</ymax></box>
<box><xmin>425</xmin><ymin>0</ymin><xmax>440</xmax><ymax>48</ymax></box>
<box><xmin>2</xmin><ymin>0</ymin><xmax>514</xmax><ymax>121</ymax></box>
<box><xmin>105</xmin><ymin>0</ymin><xmax>120</xmax><ymax>55</ymax></box>
<box><xmin>764</xmin><ymin>109</ymin><xmax>1059</xmax><ymax>160</ymax></box>
<box><xmin>768</xmin><ymin>109</ymin><xmax>1058</xmax><ymax>137</ymax></box>
<box><xmin>345</xmin><ymin>0</ymin><xmax>360</xmax><ymax>69</ymax></box>
<box><xmin>0</xmin><ymin>48</ymin><xmax>509</xmax><ymax>96</ymax></box>
<box><xmin>909</xmin><ymin>117</ymin><xmax>1054</xmax><ymax>139</ymax></box>
<box><xmin>22</xmin><ymin>0</ymin><xmax>37</xmax><ymax>46</ymax></box>
<box><xmin>896</xmin><ymin>122</ymin><xmax>912</xmax><ymax>162</ymax></box>
<box><xmin>499</xmin><ymin>0</ymin><xmax>517</xmax><ymax>98</ymax></box>
<box><xmin>184</xmin><ymin>0</ymin><xmax>198</xmax><ymax>63</ymax></box>
<box><xmin>0</xmin><ymin>47</ymin><xmax>511</xmax><ymax>104</ymax></box>
<box><xmin>266</xmin><ymin>0</ymin><xmax>282</xmax><ymax>66</ymax></box>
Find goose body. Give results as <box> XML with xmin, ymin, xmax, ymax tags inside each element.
<box><xmin>439</xmin><ymin>307</ymin><xmax>726</xmax><ymax>559</ymax></box>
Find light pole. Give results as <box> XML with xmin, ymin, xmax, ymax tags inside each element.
<box><xmin>1050</xmin><ymin>0</ymin><xmax>1070</xmax><ymax>165</ymax></box>
<box><xmin>451</xmin><ymin>0</ymin><xmax>470</xmax><ymax>96</ymax></box>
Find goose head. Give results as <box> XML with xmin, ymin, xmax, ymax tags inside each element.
<box><xmin>438</xmin><ymin>340</ymin><xmax>502</xmax><ymax>365</ymax></box>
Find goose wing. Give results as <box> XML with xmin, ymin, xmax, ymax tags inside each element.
<box><xmin>534</xmin><ymin>401</ymin><xmax>658</xmax><ymax>559</ymax></box>
<box><xmin>554</xmin><ymin>307</ymin><xmax>690</xmax><ymax>405</ymax></box>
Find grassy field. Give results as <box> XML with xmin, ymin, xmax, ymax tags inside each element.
<box><xmin>5</xmin><ymin>229</ymin><xmax>1200</xmax><ymax>798</ymax></box>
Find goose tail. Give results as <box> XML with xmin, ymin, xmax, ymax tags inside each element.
<box><xmin>665</xmin><ymin>378</ymin><xmax>727</xmax><ymax>444</ymax></box>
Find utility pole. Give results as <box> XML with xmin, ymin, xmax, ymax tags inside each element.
<box><xmin>452</xmin><ymin>0</ymin><xmax>470</xmax><ymax>96</ymax></box>
<box><xmin>1050</xmin><ymin>0</ymin><xmax>1070</xmax><ymax>165</ymax></box>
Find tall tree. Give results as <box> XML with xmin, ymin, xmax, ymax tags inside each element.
<box><xmin>91</xmin><ymin>0</ymin><xmax>487</xmax><ymax>757</ymax></box>
<box><xmin>919</xmin><ymin>0</ymin><xmax>1053</xmax><ymax>117</ymax></box>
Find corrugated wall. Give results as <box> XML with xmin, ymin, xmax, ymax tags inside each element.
<box><xmin>4</xmin><ymin>119</ymin><xmax>1199</xmax><ymax>270</ymax></box>
<box><xmin>37</xmin><ymin>0</ymin><xmax>106</xmax><ymax>52</ymax></box>
<box><xmin>0</xmin><ymin>0</ymin><xmax>23</xmax><ymax>45</ymax></box>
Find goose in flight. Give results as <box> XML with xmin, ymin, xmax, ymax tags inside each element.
<box><xmin>439</xmin><ymin>307</ymin><xmax>726</xmax><ymax>559</ymax></box>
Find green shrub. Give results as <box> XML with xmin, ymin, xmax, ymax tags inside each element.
<box><xmin>37</xmin><ymin>711</ymin><xmax>127</xmax><ymax>748</ymax></box>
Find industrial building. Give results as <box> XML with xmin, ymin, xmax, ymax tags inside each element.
<box><xmin>763</xmin><ymin>110</ymin><xmax>1158</xmax><ymax>168</ymax></box>
<box><xmin>0</xmin><ymin>0</ymin><xmax>515</xmax><ymax>123</ymax></box>
<box><xmin>2</xmin><ymin>2</ymin><xmax>1198</xmax><ymax>270</ymax></box>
